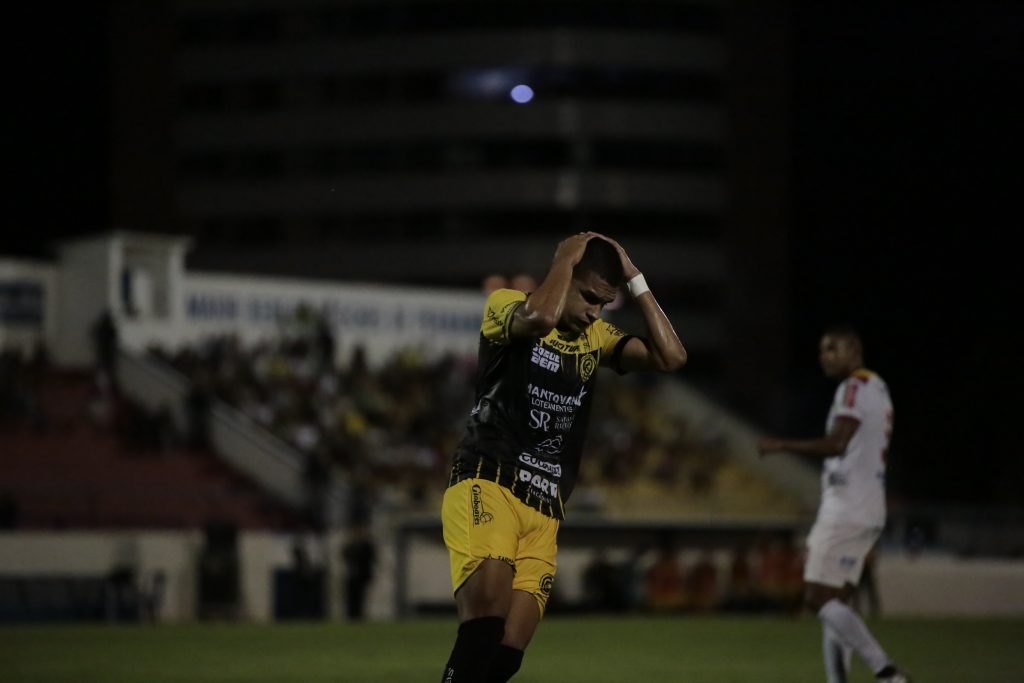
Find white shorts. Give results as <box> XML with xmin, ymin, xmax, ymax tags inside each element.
<box><xmin>804</xmin><ymin>520</ymin><xmax>882</xmax><ymax>588</ymax></box>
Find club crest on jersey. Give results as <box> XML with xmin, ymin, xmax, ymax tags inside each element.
<box><xmin>539</xmin><ymin>573</ymin><xmax>554</xmax><ymax>596</ymax></box>
<box><xmin>577</xmin><ymin>352</ymin><xmax>597</xmax><ymax>382</ymax></box>
<box><xmin>531</xmin><ymin>345</ymin><xmax>561</xmax><ymax>372</ymax></box>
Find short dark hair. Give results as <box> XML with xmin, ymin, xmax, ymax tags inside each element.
<box><xmin>573</xmin><ymin>237</ymin><xmax>625</xmax><ymax>287</ymax></box>
<box><xmin>823</xmin><ymin>323</ymin><xmax>863</xmax><ymax>350</ymax></box>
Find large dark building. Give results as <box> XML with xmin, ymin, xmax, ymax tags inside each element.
<box><xmin>106</xmin><ymin>0</ymin><xmax>791</xmax><ymax>423</ymax></box>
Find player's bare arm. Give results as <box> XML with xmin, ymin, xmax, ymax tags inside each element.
<box><xmin>594</xmin><ymin>233</ymin><xmax>687</xmax><ymax>373</ymax></box>
<box><xmin>508</xmin><ymin>232</ymin><xmax>597</xmax><ymax>338</ymax></box>
<box><xmin>758</xmin><ymin>416</ymin><xmax>860</xmax><ymax>459</ymax></box>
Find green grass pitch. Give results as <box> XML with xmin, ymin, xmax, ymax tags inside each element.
<box><xmin>2</xmin><ymin>616</ymin><xmax>1021</xmax><ymax>682</ymax></box>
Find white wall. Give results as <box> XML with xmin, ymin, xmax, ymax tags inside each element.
<box><xmin>53</xmin><ymin>238</ymin><xmax>117</xmax><ymax>367</ymax></box>
<box><xmin>6</xmin><ymin>233</ymin><xmax>485</xmax><ymax>369</ymax></box>
<box><xmin>0</xmin><ymin>531</ymin><xmax>202</xmax><ymax>622</ymax></box>
<box><xmin>5</xmin><ymin>532</ymin><xmax>1024</xmax><ymax>621</ymax></box>
<box><xmin>876</xmin><ymin>553</ymin><xmax>1024</xmax><ymax>616</ymax></box>
<box><xmin>162</xmin><ymin>272</ymin><xmax>485</xmax><ymax>366</ymax></box>
<box><xmin>0</xmin><ymin>531</ymin><xmax>308</xmax><ymax>623</ymax></box>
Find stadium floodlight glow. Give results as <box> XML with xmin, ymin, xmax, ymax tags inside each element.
<box><xmin>510</xmin><ymin>84</ymin><xmax>534</xmax><ymax>104</ymax></box>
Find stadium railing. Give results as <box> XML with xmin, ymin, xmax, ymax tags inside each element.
<box><xmin>116</xmin><ymin>348</ymin><xmax>348</xmax><ymax>518</ymax></box>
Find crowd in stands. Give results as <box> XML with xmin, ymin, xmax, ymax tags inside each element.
<box><xmin>3</xmin><ymin>299</ymin><xmax>802</xmax><ymax>532</ymax></box>
<box><xmin>151</xmin><ymin>304</ymin><xmax>782</xmax><ymax>521</ymax></box>
<box><xmin>0</xmin><ymin>314</ymin><xmax>175</xmax><ymax>455</ymax></box>
<box><xmin>154</xmin><ymin>306</ymin><xmax>476</xmax><ymax>518</ymax></box>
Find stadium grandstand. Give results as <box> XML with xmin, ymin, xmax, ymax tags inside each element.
<box><xmin>1</xmin><ymin>232</ymin><xmax>817</xmax><ymax>623</ymax></box>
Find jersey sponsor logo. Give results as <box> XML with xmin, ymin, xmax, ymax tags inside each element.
<box><xmin>531</xmin><ymin>344</ymin><xmax>561</xmax><ymax>372</ymax></box>
<box><xmin>519</xmin><ymin>453</ymin><xmax>563</xmax><ymax>476</ymax></box>
<box><xmin>577</xmin><ymin>352</ymin><xmax>597</xmax><ymax>381</ymax></box>
<box><xmin>539</xmin><ymin>573</ymin><xmax>554</xmax><ymax>596</ymax></box>
<box><xmin>553</xmin><ymin>414</ymin><xmax>576</xmax><ymax>432</ymax></box>
<box><xmin>839</xmin><ymin>556</ymin><xmax>857</xmax><ymax>570</ymax></box>
<box><xmin>483</xmin><ymin>308</ymin><xmax>505</xmax><ymax>336</ymax></box>
<box><xmin>527</xmin><ymin>383</ymin><xmax>587</xmax><ymax>409</ymax></box>
<box><xmin>529</xmin><ymin>408</ymin><xmax>552</xmax><ymax>431</ymax></box>
<box><xmin>519</xmin><ymin>469</ymin><xmax>558</xmax><ymax>498</ymax></box>
<box><xmin>534</xmin><ymin>435</ymin><xmax>564</xmax><ymax>455</ymax></box>
<box><xmin>602</xmin><ymin>321</ymin><xmax>626</xmax><ymax>337</ymax></box>
<box><xmin>544</xmin><ymin>337</ymin><xmax>581</xmax><ymax>353</ymax></box>
<box><xmin>470</xmin><ymin>484</ymin><xmax>493</xmax><ymax>525</ymax></box>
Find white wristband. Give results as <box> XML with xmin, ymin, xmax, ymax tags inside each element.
<box><xmin>626</xmin><ymin>273</ymin><xmax>649</xmax><ymax>298</ymax></box>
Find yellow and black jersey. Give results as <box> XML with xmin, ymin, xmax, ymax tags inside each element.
<box><xmin>449</xmin><ymin>288</ymin><xmax>636</xmax><ymax>519</ymax></box>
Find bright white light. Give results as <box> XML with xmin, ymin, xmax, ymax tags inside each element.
<box><xmin>510</xmin><ymin>84</ymin><xmax>534</xmax><ymax>104</ymax></box>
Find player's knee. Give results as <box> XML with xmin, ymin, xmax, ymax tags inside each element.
<box><xmin>457</xmin><ymin>560</ymin><xmax>515</xmax><ymax>618</ymax></box>
<box><xmin>803</xmin><ymin>583</ymin><xmax>835</xmax><ymax>611</ymax></box>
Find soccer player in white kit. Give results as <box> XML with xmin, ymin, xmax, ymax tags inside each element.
<box><xmin>759</xmin><ymin>326</ymin><xmax>910</xmax><ymax>683</ymax></box>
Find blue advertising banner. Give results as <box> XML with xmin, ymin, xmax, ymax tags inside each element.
<box><xmin>0</xmin><ymin>281</ymin><xmax>44</xmax><ymax>325</ymax></box>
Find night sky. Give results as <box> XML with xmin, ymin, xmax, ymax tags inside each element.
<box><xmin>785</xmin><ymin>2</ymin><xmax>1022</xmax><ymax>506</ymax></box>
<box><xmin>4</xmin><ymin>3</ymin><xmax>1021</xmax><ymax>506</ymax></box>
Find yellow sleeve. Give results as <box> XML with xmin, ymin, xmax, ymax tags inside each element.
<box><xmin>481</xmin><ymin>288</ymin><xmax>527</xmax><ymax>344</ymax></box>
<box><xmin>593</xmin><ymin>318</ymin><xmax>630</xmax><ymax>356</ymax></box>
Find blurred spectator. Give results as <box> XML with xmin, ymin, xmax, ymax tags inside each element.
<box><xmin>481</xmin><ymin>274</ymin><xmax>509</xmax><ymax>293</ymax></box>
<box><xmin>645</xmin><ymin>540</ymin><xmax>685</xmax><ymax>611</ymax></box>
<box><xmin>341</xmin><ymin>522</ymin><xmax>376</xmax><ymax>621</ymax></box>
<box><xmin>781</xmin><ymin>536</ymin><xmax>805</xmax><ymax>614</ymax></box>
<box><xmin>509</xmin><ymin>273</ymin><xmax>537</xmax><ymax>292</ymax></box>
<box><xmin>105</xmin><ymin>538</ymin><xmax>140</xmax><ymax>622</ymax></box>
<box><xmin>139</xmin><ymin>570</ymin><xmax>167</xmax><ymax>623</ymax></box>
<box><xmin>721</xmin><ymin>545</ymin><xmax>757</xmax><ymax>612</ymax></box>
<box><xmin>185</xmin><ymin>369</ymin><xmax>213</xmax><ymax>448</ymax></box>
<box><xmin>105</xmin><ymin>563</ymin><xmax>138</xmax><ymax>622</ymax></box>
<box><xmin>91</xmin><ymin>309</ymin><xmax>119</xmax><ymax>384</ymax></box>
<box><xmin>289</xmin><ymin>535</ymin><xmax>324</xmax><ymax>619</ymax></box>
<box><xmin>581</xmin><ymin>548</ymin><xmax>624</xmax><ymax>612</ymax></box>
<box><xmin>198</xmin><ymin>522</ymin><xmax>240</xmax><ymax>620</ymax></box>
<box><xmin>688</xmin><ymin>550</ymin><xmax>719</xmax><ymax>613</ymax></box>
<box><xmin>755</xmin><ymin>536</ymin><xmax>788</xmax><ymax>609</ymax></box>
<box><xmin>314</xmin><ymin>307</ymin><xmax>336</xmax><ymax>372</ymax></box>
<box><xmin>303</xmin><ymin>447</ymin><xmax>331</xmax><ymax>532</ymax></box>
<box><xmin>618</xmin><ymin>545</ymin><xmax>647</xmax><ymax>612</ymax></box>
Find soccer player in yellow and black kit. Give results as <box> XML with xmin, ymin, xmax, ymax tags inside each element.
<box><xmin>439</xmin><ymin>232</ymin><xmax>687</xmax><ymax>682</ymax></box>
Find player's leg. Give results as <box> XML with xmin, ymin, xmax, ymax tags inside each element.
<box><xmin>440</xmin><ymin>480</ymin><xmax>520</xmax><ymax>683</ymax></box>
<box><xmin>486</xmin><ymin>589</ymin><xmax>541</xmax><ymax>683</ymax></box>
<box><xmin>805</xmin><ymin>526</ymin><xmax>909</xmax><ymax>682</ymax></box>
<box><xmin>808</xmin><ymin>582</ymin><xmax>855</xmax><ymax>683</ymax></box>
<box><xmin>456</xmin><ymin>558</ymin><xmax>516</xmax><ymax>619</ymax></box>
<box><xmin>485</xmin><ymin>503</ymin><xmax>558</xmax><ymax>683</ymax></box>
<box><xmin>823</xmin><ymin>624</ymin><xmax>852</xmax><ymax>683</ymax></box>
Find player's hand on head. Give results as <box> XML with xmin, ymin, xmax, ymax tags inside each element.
<box><xmin>554</xmin><ymin>232</ymin><xmax>597</xmax><ymax>266</ymax></box>
<box><xmin>589</xmin><ymin>232</ymin><xmax>640</xmax><ymax>280</ymax></box>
